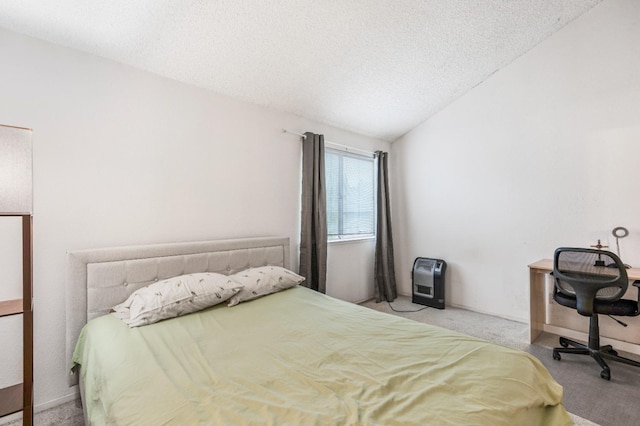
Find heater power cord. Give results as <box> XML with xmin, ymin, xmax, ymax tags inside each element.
<box><xmin>387</xmin><ymin>301</ymin><xmax>428</xmax><ymax>313</ymax></box>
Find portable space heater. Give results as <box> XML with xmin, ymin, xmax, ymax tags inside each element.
<box><xmin>412</xmin><ymin>257</ymin><xmax>447</xmax><ymax>309</ymax></box>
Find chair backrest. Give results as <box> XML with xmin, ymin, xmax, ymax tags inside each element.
<box><xmin>553</xmin><ymin>247</ymin><xmax>628</xmax><ymax>316</ymax></box>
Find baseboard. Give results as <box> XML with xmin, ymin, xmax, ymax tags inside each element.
<box><xmin>447</xmin><ymin>301</ymin><xmax>527</xmax><ymax>324</ymax></box>
<box><xmin>397</xmin><ymin>291</ymin><xmax>527</xmax><ymax>324</ymax></box>
<box><xmin>34</xmin><ymin>388</ymin><xmax>80</xmax><ymax>413</ymax></box>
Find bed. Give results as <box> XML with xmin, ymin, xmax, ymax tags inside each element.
<box><xmin>67</xmin><ymin>236</ymin><xmax>571</xmax><ymax>425</ymax></box>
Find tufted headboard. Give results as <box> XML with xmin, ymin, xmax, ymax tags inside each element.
<box><xmin>66</xmin><ymin>236</ymin><xmax>290</xmax><ymax>386</ymax></box>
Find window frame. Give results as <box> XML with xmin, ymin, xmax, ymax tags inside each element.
<box><xmin>324</xmin><ymin>147</ymin><xmax>376</xmax><ymax>243</ymax></box>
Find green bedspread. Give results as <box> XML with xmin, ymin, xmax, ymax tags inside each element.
<box><xmin>73</xmin><ymin>286</ymin><xmax>571</xmax><ymax>425</ymax></box>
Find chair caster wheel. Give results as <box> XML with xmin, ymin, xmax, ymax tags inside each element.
<box><xmin>600</xmin><ymin>370</ymin><xmax>611</xmax><ymax>380</ymax></box>
<box><xmin>559</xmin><ymin>338</ymin><xmax>569</xmax><ymax>348</ymax></box>
<box><xmin>608</xmin><ymin>350</ymin><xmax>618</xmax><ymax>356</ymax></box>
<box><xmin>553</xmin><ymin>351</ymin><xmax>561</xmax><ymax>361</ymax></box>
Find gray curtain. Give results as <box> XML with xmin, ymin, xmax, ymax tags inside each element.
<box><xmin>374</xmin><ymin>151</ymin><xmax>397</xmax><ymax>302</ymax></box>
<box><xmin>299</xmin><ymin>132</ymin><xmax>327</xmax><ymax>293</ymax></box>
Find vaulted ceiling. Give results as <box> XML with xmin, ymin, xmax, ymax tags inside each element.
<box><xmin>0</xmin><ymin>1</ymin><xmax>602</xmax><ymax>141</ymax></box>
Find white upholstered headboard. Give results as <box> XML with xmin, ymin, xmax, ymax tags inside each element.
<box><xmin>66</xmin><ymin>236</ymin><xmax>290</xmax><ymax>386</ymax></box>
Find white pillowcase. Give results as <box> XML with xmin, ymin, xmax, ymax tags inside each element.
<box><xmin>227</xmin><ymin>266</ymin><xmax>305</xmax><ymax>307</ymax></box>
<box><xmin>112</xmin><ymin>272</ymin><xmax>243</xmax><ymax>327</ymax></box>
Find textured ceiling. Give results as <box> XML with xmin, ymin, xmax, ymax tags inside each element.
<box><xmin>0</xmin><ymin>0</ymin><xmax>602</xmax><ymax>141</ymax></box>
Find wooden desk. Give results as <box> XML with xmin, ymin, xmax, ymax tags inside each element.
<box><xmin>529</xmin><ymin>259</ymin><xmax>640</xmax><ymax>355</ymax></box>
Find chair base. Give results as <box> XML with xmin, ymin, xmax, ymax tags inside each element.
<box><xmin>553</xmin><ymin>336</ymin><xmax>640</xmax><ymax>380</ymax></box>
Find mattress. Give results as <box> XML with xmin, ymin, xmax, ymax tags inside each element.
<box><xmin>72</xmin><ymin>285</ymin><xmax>570</xmax><ymax>425</ymax></box>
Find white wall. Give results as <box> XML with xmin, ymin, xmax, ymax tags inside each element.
<box><xmin>391</xmin><ymin>0</ymin><xmax>640</xmax><ymax>322</ymax></box>
<box><xmin>327</xmin><ymin>239</ymin><xmax>376</xmax><ymax>303</ymax></box>
<box><xmin>0</xmin><ymin>28</ymin><xmax>389</xmax><ymax>412</ymax></box>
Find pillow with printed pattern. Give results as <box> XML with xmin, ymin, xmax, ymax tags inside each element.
<box><xmin>112</xmin><ymin>272</ymin><xmax>243</xmax><ymax>327</ymax></box>
<box><xmin>227</xmin><ymin>266</ymin><xmax>305</xmax><ymax>307</ymax></box>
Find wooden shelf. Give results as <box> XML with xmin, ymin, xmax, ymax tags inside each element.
<box><xmin>0</xmin><ymin>214</ymin><xmax>33</xmax><ymax>425</ymax></box>
<box><xmin>1</xmin><ymin>126</ymin><xmax>33</xmax><ymax>425</ymax></box>
<box><xmin>0</xmin><ymin>299</ymin><xmax>23</xmax><ymax>317</ymax></box>
<box><xmin>0</xmin><ymin>383</ymin><xmax>23</xmax><ymax>417</ymax></box>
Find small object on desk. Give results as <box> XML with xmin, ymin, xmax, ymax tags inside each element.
<box><xmin>589</xmin><ymin>239</ymin><xmax>608</xmax><ymax>267</ymax></box>
<box><xmin>590</xmin><ymin>239</ymin><xmax>608</xmax><ymax>250</ymax></box>
<box><xmin>611</xmin><ymin>226</ymin><xmax>631</xmax><ymax>269</ymax></box>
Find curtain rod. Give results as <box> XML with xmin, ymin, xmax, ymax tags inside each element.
<box><xmin>282</xmin><ymin>129</ymin><xmax>376</xmax><ymax>158</ymax></box>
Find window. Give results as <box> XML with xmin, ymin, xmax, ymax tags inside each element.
<box><xmin>325</xmin><ymin>148</ymin><xmax>375</xmax><ymax>240</ymax></box>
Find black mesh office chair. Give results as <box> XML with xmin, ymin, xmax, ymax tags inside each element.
<box><xmin>552</xmin><ymin>247</ymin><xmax>640</xmax><ymax>380</ymax></box>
